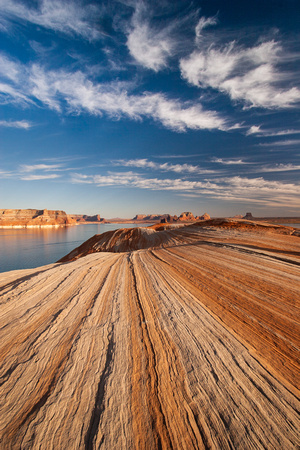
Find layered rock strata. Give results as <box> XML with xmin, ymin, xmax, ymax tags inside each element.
<box><xmin>0</xmin><ymin>209</ymin><xmax>76</xmax><ymax>227</ymax></box>
<box><xmin>0</xmin><ymin>220</ymin><xmax>299</xmax><ymax>448</ymax></box>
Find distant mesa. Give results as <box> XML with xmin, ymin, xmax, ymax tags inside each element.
<box><xmin>161</xmin><ymin>211</ymin><xmax>210</xmax><ymax>223</ymax></box>
<box><xmin>70</xmin><ymin>214</ymin><xmax>104</xmax><ymax>223</ymax></box>
<box><xmin>132</xmin><ymin>214</ymin><xmax>170</xmax><ymax>222</ymax></box>
<box><xmin>0</xmin><ymin>209</ymin><xmax>76</xmax><ymax>227</ymax></box>
<box><xmin>243</xmin><ymin>212</ymin><xmax>254</xmax><ymax>220</ymax></box>
<box><xmin>112</xmin><ymin>212</ymin><xmax>211</xmax><ymax>224</ymax></box>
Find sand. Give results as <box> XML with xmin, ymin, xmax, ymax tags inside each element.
<box><xmin>0</xmin><ymin>221</ymin><xmax>299</xmax><ymax>449</ymax></box>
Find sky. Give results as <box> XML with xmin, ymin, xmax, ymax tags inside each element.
<box><xmin>0</xmin><ymin>0</ymin><xmax>300</xmax><ymax>218</ymax></box>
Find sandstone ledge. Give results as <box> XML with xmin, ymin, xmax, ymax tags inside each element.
<box><xmin>0</xmin><ymin>220</ymin><xmax>299</xmax><ymax>448</ymax></box>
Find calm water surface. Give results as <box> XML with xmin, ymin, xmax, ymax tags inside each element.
<box><xmin>0</xmin><ymin>223</ymin><xmax>151</xmax><ymax>273</ymax></box>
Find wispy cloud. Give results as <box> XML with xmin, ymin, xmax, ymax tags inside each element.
<box><xmin>0</xmin><ymin>169</ymin><xmax>13</xmax><ymax>178</ymax></box>
<box><xmin>258</xmin><ymin>163</ymin><xmax>300</xmax><ymax>172</ymax></box>
<box><xmin>70</xmin><ymin>170</ymin><xmax>300</xmax><ymax>208</ymax></box>
<box><xmin>0</xmin><ymin>120</ymin><xmax>32</xmax><ymax>129</ymax></box>
<box><xmin>0</xmin><ymin>0</ymin><xmax>102</xmax><ymax>40</ymax></box>
<box><xmin>20</xmin><ymin>173</ymin><xmax>61</xmax><ymax>180</ymax></box>
<box><xmin>115</xmin><ymin>158</ymin><xmax>216</xmax><ymax>174</ymax></box>
<box><xmin>259</xmin><ymin>139</ymin><xmax>300</xmax><ymax>147</ymax></box>
<box><xmin>195</xmin><ymin>15</ymin><xmax>218</xmax><ymax>43</ymax></box>
<box><xmin>209</xmin><ymin>176</ymin><xmax>300</xmax><ymax>207</ymax></box>
<box><xmin>247</xmin><ymin>125</ymin><xmax>300</xmax><ymax>137</ymax></box>
<box><xmin>71</xmin><ymin>171</ymin><xmax>218</xmax><ymax>191</ymax></box>
<box><xmin>18</xmin><ymin>162</ymin><xmax>65</xmax><ymax>181</ymax></box>
<box><xmin>211</xmin><ymin>157</ymin><xmax>249</xmax><ymax>165</ymax></box>
<box><xmin>0</xmin><ymin>55</ymin><xmax>231</xmax><ymax>132</ymax></box>
<box><xmin>262</xmin><ymin>129</ymin><xmax>300</xmax><ymax>137</ymax></box>
<box><xmin>180</xmin><ymin>36</ymin><xmax>300</xmax><ymax>109</ymax></box>
<box><xmin>0</xmin><ymin>81</ymin><xmax>33</xmax><ymax>107</ymax></box>
<box><xmin>246</xmin><ymin>125</ymin><xmax>262</xmax><ymax>136</ymax></box>
<box><xmin>126</xmin><ymin>2</ymin><xmax>174</xmax><ymax>72</ymax></box>
<box><xmin>0</xmin><ymin>53</ymin><xmax>20</xmax><ymax>82</ymax></box>
<box><xmin>19</xmin><ymin>164</ymin><xmax>63</xmax><ymax>172</ymax></box>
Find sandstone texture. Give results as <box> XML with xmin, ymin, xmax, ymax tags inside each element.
<box><xmin>0</xmin><ymin>209</ymin><xmax>76</xmax><ymax>227</ymax></box>
<box><xmin>0</xmin><ymin>219</ymin><xmax>299</xmax><ymax>449</ymax></box>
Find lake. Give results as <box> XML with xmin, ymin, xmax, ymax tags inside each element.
<box><xmin>0</xmin><ymin>223</ymin><xmax>152</xmax><ymax>273</ymax></box>
<box><xmin>1</xmin><ymin>222</ymin><xmax>299</xmax><ymax>273</ymax></box>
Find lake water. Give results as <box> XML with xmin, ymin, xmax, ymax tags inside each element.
<box><xmin>1</xmin><ymin>222</ymin><xmax>299</xmax><ymax>274</ymax></box>
<box><xmin>0</xmin><ymin>223</ymin><xmax>151</xmax><ymax>273</ymax></box>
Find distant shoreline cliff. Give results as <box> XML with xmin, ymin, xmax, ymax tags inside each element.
<box><xmin>0</xmin><ymin>209</ymin><xmax>76</xmax><ymax>228</ymax></box>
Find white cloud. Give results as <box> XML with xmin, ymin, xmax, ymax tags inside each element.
<box><xmin>211</xmin><ymin>157</ymin><xmax>248</xmax><ymax>165</ymax></box>
<box><xmin>115</xmin><ymin>158</ymin><xmax>216</xmax><ymax>174</ymax></box>
<box><xmin>247</xmin><ymin>126</ymin><xmax>300</xmax><ymax>137</ymax></box>
<box><xmin>258</xmin><ymin>163</ymin><xmax>300</xmax><ymax>172</ymax></box>
<box><xmin>0</xmin><ymin>0</ymin><xmax>101</xmax><ymax>40</ymax></box>
<box><xmin>0</xmin><ymin>54</ymin><xmax>231</xmax><ymax>131</ymax></box>
<box><xmin>126</xmin><ymin>2</ymin><xmax>174</xmax><ymax>71</ymax></box>
<box><xmin>70</xmin><ymin>169</ymin><xmax>300</xmax><ymax>208</ymax></box>
<box><xmin>195</xmin><ymin>16</ymin><xmax>218</xmax><ymax>42</ymax></box>
<box><xmin>0</xmin><ymin>54</ymin><xmax>20</xmax><ymax>82</ymax></box>
<box><xmin>29</xmin><ymin>64</ymin><xmax>62</xmax><ymax>111</ymax></box>
<box><xmin>27</xmin><ymin>66</ymin><xmax>229</xmax><ymax>132</ymax></box>
<box><xmin>20</xmin><ymin>164</ymin><xmax>63</xmax><ymax>172</ymax></box>
<box><xmin>259</xmin><ymin>139</ymin><xmax>300</xmax><ymax>147</ymax></box>
<box><xmin>260</xmin><ymin>129</ymin><xmax>300</xmax><ymax>137</ymax></box>
<box><xmin>246</xmin><ymin>125</ymin><xmax>262</xmax><ymax>135</ymax></box>
<box><xmin>0</xmin><ymin>81</ymin><xmax>33</xmax><ymax>106</ymax></box>
<box><xmin>0</xmin><ymin>169</ymin><xmax>12</xmax><ymax>178</ymax></box>
<box><xmin>201</xmin><ymin>176</ymin><xmax>300</xmax><ymax>207</ymax></box>
<box><xmin>219</xmin><ymin>176</ymin><xmax>300</xmax><ymax>194</ymax></box>
<box><xmin>180</xmin><ymin>40</ymin><xmax>300</xmax><ymax>109</ymax></box>
<box><xmin>20</xmin><ymin>174</ymin><xmax>61</xmax><ymax>180</ymax></box>
<box><xmin>0</xmin><ymin>120</ymin><xmax>32</xmax><ymax>129</ymax></box>
<box><xmin>71</xmin><ymin>171</ymin><xmax>218</xmax><ymax>191</ymax></box>
<box><xmin>127</xmin><ymin>22</ymin><xmax>173</xmax><ymax>72</ymax></box>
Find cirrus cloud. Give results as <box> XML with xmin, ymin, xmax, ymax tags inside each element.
<box><xmin>0</xmin><ymin>0</ymin><xmax>102</xmax><ymax>41</ymax></box>
<box><xmin>70</xmin><ymin>170</ymin><xmax>300</xmax><ymax>208</ymax></box>
<box><xmin>0</xmin><ymin>54</ymin><xmax>231</xmax><ymax>132</ymax></box>
<box><xmin>115</xmin><ymin>158</ymin><xmax>216</xmax><ymax>174</ymax></box>
<box><xmin>180</xmin><ymin>38</ymin><xmax>300</xmax><ymax>109</ymax></box>
<box><xmin>0</xmin><ymin>120</ymin><xmax>32</xmax><ymax>129</ymax></box>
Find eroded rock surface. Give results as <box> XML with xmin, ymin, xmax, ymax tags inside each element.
<box><xmin>0</xmin><ymin>209</ymin><xmax>75</xmax><ymax>227</ymax></box>
<box><xmin>0</xmin><ymin>220</ymin><xmax>299</xmax><ymax>448</ymax></box>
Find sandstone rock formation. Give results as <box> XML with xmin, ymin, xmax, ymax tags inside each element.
<box><xmin>178</xmin><ymin>211</ymin><xmax>195</xmax><ymax>221</ymax></box>
<box><xmin>0</xmin><ymin>209</ymin><xmax>76</xmax><ymax>227</ymax></box>
<box><xmin>195</xmin><ymin>212</ymin><xmax>210</xmax><ymax>221</ymax></box>
<box><xmin>132</xmin><ymin>214</ymin><xmax>171</xmax><ymax>222</ymax></box>
<box><xmin>0</xmin><ymin>219</ymin><xmax>299</xmax><ymax>448</ymax></box>
<box><xmin>70</xmin><ymin>214</ymin><xmax>103</xmax><ymax>223</ymax></box>
<box><xmin>161</xmin><ymin>212</ymin><xmax>210</xmax><ymax>223</ymax></box>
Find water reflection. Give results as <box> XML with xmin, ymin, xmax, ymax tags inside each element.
<box><xmin>0</xmin><ymin>223</ymin><xmax>151</xmax><ymax>273</ymax></box>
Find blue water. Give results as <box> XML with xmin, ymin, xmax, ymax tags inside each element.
<box><xmin>0</xmin><ymin>223</ymin><xmax>151</xmax><ymax>273</ymax></box>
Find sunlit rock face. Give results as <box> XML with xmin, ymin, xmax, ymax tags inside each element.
<box><xmin>0</xmin><ymin>220</ymin><xmax>299</xmax><ymax>449</ymax></box>
<box><xmin>0</xmin><ymin>209</ymin><xmax>76</xmax><ymax>227</ymax></box>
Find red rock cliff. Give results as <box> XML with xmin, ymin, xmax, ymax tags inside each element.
<box><xmin>0</xmin><ymin>209</ymin><xmax>76</xmax><ymax>227</ymax></box>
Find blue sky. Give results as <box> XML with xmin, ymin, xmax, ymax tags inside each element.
<box><xmin>0</xmin><ymin>0</ymin><xmax>300</xmax><ymax>218</ymax></box>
